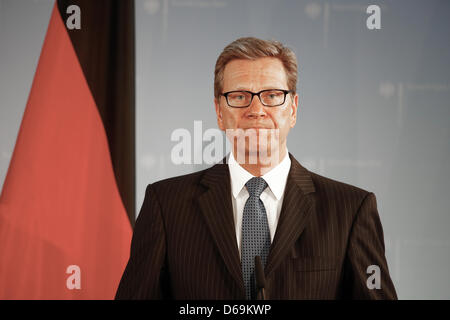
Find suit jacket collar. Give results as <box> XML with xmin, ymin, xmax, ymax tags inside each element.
<box><xmin>197</xmin><ymin>153</ymin><xmax>315</xmax><ymax>296</ymax></box>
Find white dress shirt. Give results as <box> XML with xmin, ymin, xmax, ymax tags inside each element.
<box><xmin>228</xmin><ymin>149</ymin><xmax>291</xmax><ymax>257</ymax></box>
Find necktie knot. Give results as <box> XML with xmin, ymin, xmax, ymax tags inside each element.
<box><xmin>245</xmin><ymin>177</ymin><xmax>268</xmax><ymax>198</ymax></box>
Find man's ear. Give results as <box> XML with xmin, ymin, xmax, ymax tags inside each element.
<box><xmin>290</xmin><ymin>93</ymin><xmax>299</xmax><ymax>127</ymax></box>
<box><xmin>214</xmin><ymin>98</ymin><xmax>225</xmax><ymax>131</ymax></box>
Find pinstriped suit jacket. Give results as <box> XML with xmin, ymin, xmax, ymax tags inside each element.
<box><xmin>115</xmin><ymin>154</ymin><xmax>397</xmax><ymax>299</ymax></box>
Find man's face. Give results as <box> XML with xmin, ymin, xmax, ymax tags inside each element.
<box><xmin>214</xmin><ymin>57</ymin><xmax>298</xmax><ymax>161</ymax></box>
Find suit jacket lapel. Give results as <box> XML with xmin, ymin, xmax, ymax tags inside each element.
<box><xmin>197</xmin><ymin>161</ymin><xmax>246</xmax><ymax>298</ymax></box>
<box><xmin>265</xmin><ymin>153</ymin><xmax>316</xmax><ymax>278</ymax></box>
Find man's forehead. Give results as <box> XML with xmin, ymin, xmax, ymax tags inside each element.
<box><xmin>224</xmin><ymin>57</ymin><xmax>284</xmax><ymax>73</ymax></box>
<box><xmin>223</xmin><ymin>57</ymin><xmax>288</xmax><ymax>87</ymax></box>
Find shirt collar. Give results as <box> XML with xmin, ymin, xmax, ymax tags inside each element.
<box><xmin>228</xmin><ymin>148</ymin><xmax>291</xmax><ymax>200</ymax></box>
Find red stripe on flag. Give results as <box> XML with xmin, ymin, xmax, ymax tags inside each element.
<box><xmin>0</xmin><ymin>3</ymin><xmax>132</xmax><ymax>299</ymax></box>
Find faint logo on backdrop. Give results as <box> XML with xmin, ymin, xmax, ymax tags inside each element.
<box><xmin>305</xmin><ymin>2</ymin><xmax>322</xmax><ymax>20</ymax></box>
<box><xmin>144</xmin><ymin>0</ymin><xmax>161</xmax><ymax>15</ymax></box>
<box><xmin>305</xmin><ymin>3</ymin><xmax>384</xmax><ymax>47</ymax></box>
<box><xmin>143</xmin><ymin>0</ymin><xmax>227</xmax><ymax>42</ymax></box>
<box><xmin>171</xmin><ymin>0</ymin><xmax>227</xmax><ymax>8</ymax></box>
<box><xmin>379</xmin><ymin>81</ymin><xmax>450</xmax><ymax>128</ymax></box>
<box><xmin>379</xmin><ymin>82</ymin><xmax>396</xmax><ymax>99</ymax></box>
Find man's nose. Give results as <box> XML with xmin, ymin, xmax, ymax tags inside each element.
<box><xmin>245</xmin><ymin>95</ymin><xmax>267</xmax><ymax>118</ymax></box>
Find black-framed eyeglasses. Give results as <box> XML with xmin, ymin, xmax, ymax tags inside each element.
<box><xmin>221</xmin><ymin>89</ymin><xmax>292</xmax><ymax>108</ymax></box>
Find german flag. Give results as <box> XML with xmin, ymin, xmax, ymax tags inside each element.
<box><xmin>0</xmin><ymin>1</ymin><xmax>134</xmax><ymax>299</ymax></box>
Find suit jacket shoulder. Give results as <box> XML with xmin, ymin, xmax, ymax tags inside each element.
<box><xmin>308</xmin><ymin>170</ymin><xmax>373</xmax><ymax>219</ymax></box>
<box><xmin>147</xmin><ymin>167</ymin><xmax>213</xmax><ymax>213</ymax></box>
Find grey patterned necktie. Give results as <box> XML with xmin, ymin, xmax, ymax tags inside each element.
<box><xmin>241</xmin><ymin>177</ymin><xmax>270</xmax><ymax>300</ymax></box>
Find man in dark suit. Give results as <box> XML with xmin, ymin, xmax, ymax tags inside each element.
<box><xmin>116</xmin><ymin>37</ymin><xmax>397</xmax><ymax>299</ymax></box>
